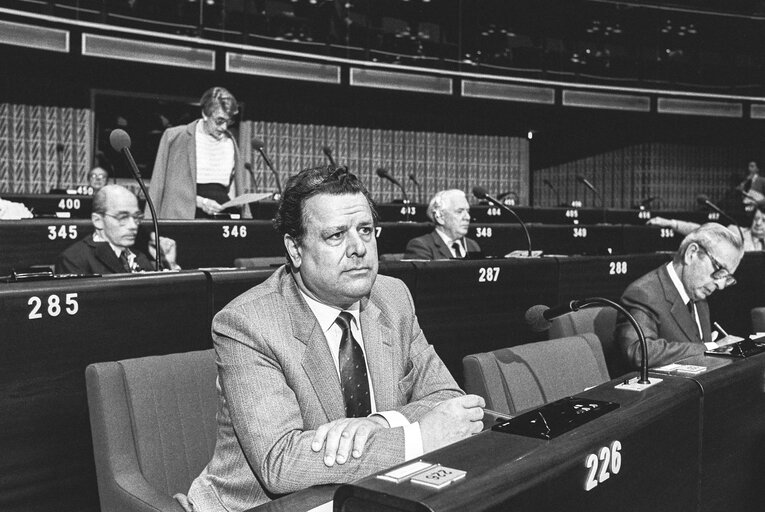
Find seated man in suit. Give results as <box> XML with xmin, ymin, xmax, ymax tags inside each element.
<box><xmin>615</xmin><ymin>223</ymin><xmax>744</xmax><ymax>370</ymax></box>
<box><xmin>403</xmin><ymin>189</ymin><xmax>481</xmax><ymax>259</ymax></box>
<box><xmin>183</xmin><ymin>166</ymin><xmax>484</xmax><ymax>511</ymax></box>
<box><xmin>56</xmin><ymin>184</ymin><xmax>179</xmax><ymax>274</ymax></box>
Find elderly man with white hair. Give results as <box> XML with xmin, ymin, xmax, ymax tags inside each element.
<box><xmin>403</xmin><ymin>189</ymin><xmax>481</xmax><ymax>260</ymax></box>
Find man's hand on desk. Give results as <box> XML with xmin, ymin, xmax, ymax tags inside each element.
<box><xmin>148</xmin><ymin>232</ymin><xmax>181</xmax><ymax>270</ymax></box>
<box><xmin>420</xmin><ymin>394</ymin><xmax>485</xmax><ymax>453</ymax></box>
<box><xmin>311</xmin><ymin>416</ymin><xmax>388</xmax><ymax>467</ymax></box>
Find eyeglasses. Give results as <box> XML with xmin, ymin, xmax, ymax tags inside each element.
<box><xmin>697</xmin><ymin>243</ymin><xmax>737</xmax><ymax>286</ymax></box>
<box><xmin>208</xmin><ymin>116</ymin><xmax>233</xmax><ymax>127</ymax></box>
<box><xmin>102</xmin><ymin>212</ymin><xmax>144</xmax><ymax>225</ymax></box>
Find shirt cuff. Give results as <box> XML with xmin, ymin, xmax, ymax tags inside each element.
<box><xmin>704</xmin><ymin>341</ymin><xmax>718</xmax><ymax>350</ymax></box>
<box><xmin>373</xmin><ymin>411</ymin><xmax>423</xmax><ymax>460</ymax></box>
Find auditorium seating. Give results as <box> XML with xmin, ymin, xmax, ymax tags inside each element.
<box><xmin>85</xmin><ymin>349</ymin><xmax>218</xmax><ymax>512</ymax></box>
<box><xmin>549</xmin><ymin>307</ymin><xmax>626</xmax><ymax>379</ymax></box>
<box><xmin>462</xmin><ymin>333</ymin><xmax>610</xmax><ymax>415</ymax></box>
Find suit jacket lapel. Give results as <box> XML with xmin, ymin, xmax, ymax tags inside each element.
<box><xmin>359</xmin><ymin>297</ymin><xmax>396</xmax><ymax>411</ymax></box>
<box><xmin>186</xmin><ymin>121</ymin><xmax>198</xmax><ymax>188</ymax></box>
<box><xmin>658</xmin><ymin>266</ymin><xmax>700</xmax><ymax>343</ymax></box>
<box><xmin>282</xmin><ymin>272</ymin><xmax>346</xmax><ymax>421</ymax></box>
<box><xmin>89</xmin><ymin>238</ymin><xmax>126</xmax><ymax>273</ymax></box>
<box><xmin>431</xmin><ymin>231</ymin><xmax>454</xmax><ymax>259</ymax></box>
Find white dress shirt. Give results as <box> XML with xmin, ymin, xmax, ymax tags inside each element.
<box><xmin>435</xmin><ymin>229</ymin><xmax>466</xmax><ymax>258</ymax></box>
<box><xmin>666</xmin><ymin>262</ymin><xmax>719</xmax><ymax>349</ymax></box>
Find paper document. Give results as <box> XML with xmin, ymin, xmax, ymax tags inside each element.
<box><xmin>220</xmin><ymin>192</ymin><xmax>272</xmax><ymax>209</ymax></box>
<box><xmin>306</xmin><ymin>500</ymin><xmax>333</xmax><ymax>512</ymax></box>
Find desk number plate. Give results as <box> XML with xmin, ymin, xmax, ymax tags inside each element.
<box><xmin>410</xmin><ymin>465</ymin><xmax>466</xmax><ymax>489</ymax></box>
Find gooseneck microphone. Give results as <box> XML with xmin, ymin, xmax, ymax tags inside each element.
<box><xmin>473</xmin><ymin>185</ymin><xmax>533</xmax><ymax>257</ymax></box>
<box><xmin>542</xmin><ymin>178</ymin><xmax>563</xmax><ymax>206</ymax></box>
<box><xmin>252</xmin><ymin>138</ymin><xmax>282</xmax><ymax>195</ymax></box>
<box><xmin>376</xmin><ymin>168</ymin><xmax>408</xmax><ymax>202</ymax></box>
<box><xmin>576</xmin><ymin>174</ymin><xmax>603</xmax><ymax>207</ymax></box>
<box><xmin>322</xmin><ymin>146</ymin><xmax>337</xmax><ymax>167</ymax></box>
<box><xmin>525</xmin><ymin>297</ymin><xmax>650</xmax><ymax>385</ymax></box>
<box><xmin>696</xmin><ymin>194</ymin><xmax>744</xmax><ymax>242</ymax></box>
<box><xmin>55</xmin><ymin>143</ymin><xmax>65</xmax><ymax>189</ymax></box>
<box><xmin>109</xmin><ymin>129</ymin><xmax>161</xmax><ymax>271</ymax></box>
<box><xmin>408</xmin><ymin>173</ymin><xmax>421</xmax><ymax>203</ymax></box>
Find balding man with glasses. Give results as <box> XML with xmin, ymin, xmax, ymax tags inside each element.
<box><xmin>615</xmin><ymin>223</ymin><xmax>744</xmax><ymax>370</ymax></box>
<box><xmin>56</xmin><ymin>184</ymin><xmax>179</xmax><ymax>274</ymax></box>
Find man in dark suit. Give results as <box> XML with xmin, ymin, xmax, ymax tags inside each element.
<box><xmin>56</xmin><ymin>185</ymin><xmax>179</xmax><ymax>274</ymax></box>
<box><xmin>183</xmin><ymin>166</ymin><xmax>484</xmax><ymax>511</ymax></box>
<box><xmin>615</xmin><ymin>223</ymin><xmax>744</xmax><ymax>369</ymax></box>
<box><xmin>403</xmin><ymin>189</ymin><xmax>481</xmax><ymax>259</ymax></box>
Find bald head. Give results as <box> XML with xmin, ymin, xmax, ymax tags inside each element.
<box><xmin>91</xmin><ymin>185</ymin><xmax>142</xmax><ymax>250</ymax></box>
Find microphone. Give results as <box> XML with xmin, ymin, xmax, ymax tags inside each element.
<box><xmin>55</xmin><ymin>143</ymin><xmax>64</xmax><ymax>189</ymax></box>
<box><xmin>542</xmin><ymin>179</ymin><xmax>563</xmax><ymax>206</ymax></box>
<box><xmin>109</xmin><ymin>129</ymin><xmax>161</xmax><ymax>271</ymax></box>
<box><xmin>322</xmin><ymin>146</ymin><xmax>337</xmax><ymax>167</ymax></box>
<box><xmin>408</xmin><ymin>173</ymin><xmax>421</xmax><ymax>203</ymax></box>
<box><xmin>473</xmin><ymin>185</ymin><xmax>533</xmax><ymax>257</ymax></box>
<box><xmin>243</xmin><ymin>162</ymin><xmax>256</xmax><ymax>189</ymax></box>
<box><xmin>525</xmin><ymin>297</ymin><xmax>650</xmax><ymax>385</ymax></box>
<box><xmin>376</xmin><ymin>168</ymin><xmax>408</xmax><ymax>202</ymax></box>
<box><xmin>576</xmin><ymin>174</ymin><xmax>603</xmax><ymax>207</ymax></box>
<box><xmin>252</xmin><ymin>138</ymin><xmax>282</xmax><ymax>195</ymax></box>
<box><xmin>696</xmin><ymin>194</ymin><xmax>744</xmax><ymax>242</ymax></box>
<box><xmin>640</xmin><ymin>196</ymin><xmax>660</xmax><ymax>208</ymax></box>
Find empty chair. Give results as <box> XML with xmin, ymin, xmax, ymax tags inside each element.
<box><xmin>549</xmin><ymin>306</ymin><xmax>627</xmax><ymax>379</ymax></box>
<box><xmin>463</xmin><ymin>333</ymin><xmax>610</xmax><ymax>416</ymax></box>
<box><xmin>85</xmin><ymin>349</ymin><xmax>217</xmax><ymax>512</ymax></box>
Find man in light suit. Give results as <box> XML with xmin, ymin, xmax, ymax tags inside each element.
<box><xmin>615</xmin><ymin>223</ymin><xmax>743</xmax><ymax>369</ymax></box>
<box><xmin>404</xmin><ymin>189</ymin><xmax>481</xmax><ymax>259</ymax></box>
<box><xmin>183</xmin><ymin>166</ymin><xmax>484</xmax><ymax>511</ymax></box>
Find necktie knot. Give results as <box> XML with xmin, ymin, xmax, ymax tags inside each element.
<box><xmin>335</xmin><ymin>311</ymin><xmax>353</xmax><ymax>332</ymax></box>
<box><xmin>451</xmin><ymin>241</ymin><xmax>464</xmax><ymax>259</ymax></box>
<box><xmin>119</xmin><ymin>250</ymin><xmax>133</xmax><ymax>273</ymax></box>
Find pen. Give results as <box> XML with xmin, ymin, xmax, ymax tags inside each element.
<box><xmin>714</xmin><ymin>321</ymin><xmax>729</xmax><ymax>337</ymax></box>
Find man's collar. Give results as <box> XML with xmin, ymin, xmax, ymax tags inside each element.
<box><xmin>298</xmin><ymin>288</ymin><xmax>360</xmax><ymax>333</ymax></box>
<box><xmin>667</xmin><ymin>262</ymin><xmax>691</xmax><ymax>304</ymax></box>
<box><xmin>92</xmin><ymin>230</ymin><xmax>128</xmax><ymax>258</ymax></box>
<box><xmin>435</xmin><ymin>227</ymin><xmax>461</xmax><ymax>247</ymax></box>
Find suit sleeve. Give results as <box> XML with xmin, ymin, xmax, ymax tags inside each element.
<box><xmin>56</xmin><ymin>248</ymin><xmax>88</xmax><ymax>274</ymax></box>
<box><xmin>146</xmin><ymin>128</ymin><xmax>172</xmax><ymax>218</ymax></box>
<box><xmin>403</xmin><ymin>236</ymin><xmax>432</xmax><ymax>259</ymax></box>
<box><xmin>212</xmin><ymin>305</ymin><xmax>408</xmax><ymax>495</ymax></box>
<box><xmin>615</xmin><ymin>284</ymin><xmax>706</xmax><ymax>369</ymax></box>
<box><xmin>388</xmin><ymin>279</ymin><xmax>463</xmax><ymax>422</ymax></box>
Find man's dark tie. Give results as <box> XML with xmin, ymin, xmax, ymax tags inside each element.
<box><xmin>335</xmin><ymin>312</ymin><xmax>371</xmax><ymax>418</ymax></box>
<box><xmin>687</xmin><ymin>300</ymin><xmax>696</xmax><ymax>318</ymax></box>
<box><xmin>119</xmin><ymin>250</ymin><xmax>133</xmax><ymax>273</ymax></box>
<box><xmin>451</xmin><ymin>241</ymin><xmax>464</xmax><ymax>259</ymax></box>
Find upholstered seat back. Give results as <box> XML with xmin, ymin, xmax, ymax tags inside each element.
<box><xmin>462</xmin><ymin>333</ymin><xmax>610</xmax><ymax>416</ymax></box>
<box><xmin>549</xmin><ymin>306</ymin><xmax>627</xmax><ymax>379</ymax></box>
<box><xmin>86</xmin><ymin>349</ymin><xmax>218</xmax><ymax>512</ymax></box>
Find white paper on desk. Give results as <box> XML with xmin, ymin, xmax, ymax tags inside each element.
<box><xmin>306</xmin><ymin>500</ymin><xmax>333</xmax><ymax>512</ymax></box>
<box><xmin>716</xmin><ymin>334</ymin><xmax>745</xmax><ymax>347</ymax></box>
<box><xmin>219</xmin><ymin>192</ymin><xmax>272</xmax><ymax>209</ymax></box>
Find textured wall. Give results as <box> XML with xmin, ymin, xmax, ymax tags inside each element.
<box><xmin>0</xmin><ymin>104</ymin><xmax>93</xmax><ymax>194</ymax></box>
<box><xmin>240</xmin><ymin>121</ymin><xmax>529</xmax><ymax>205</ymax></box>
<box><xmin>534</xmin><ymin>142</ymin><xmax>743</xmax><ymax>210</ymax></box>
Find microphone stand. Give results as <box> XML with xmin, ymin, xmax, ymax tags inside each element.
<box><xmin>476</xmin><ymin>188</ymin><xmax>532</xmax><ymax>257</ymax></box>
<box><xmin>543</xmin><ymin>179</ymin><xmax>562</xmax><ymax>207</ymax></box>
<box><xmin>574</xmin><ymin>297</ymin><xmax>650</xmax><ymax>385</ymax></box>
<box><xmin>118</xmin><ymin>147</ymin><xmax>162</xmax><ymax>272</ymax></box>
<box><xmin>701</xmin><ymin>199</ymin><xmax>745</xmax><ymax>244</ymax></box>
